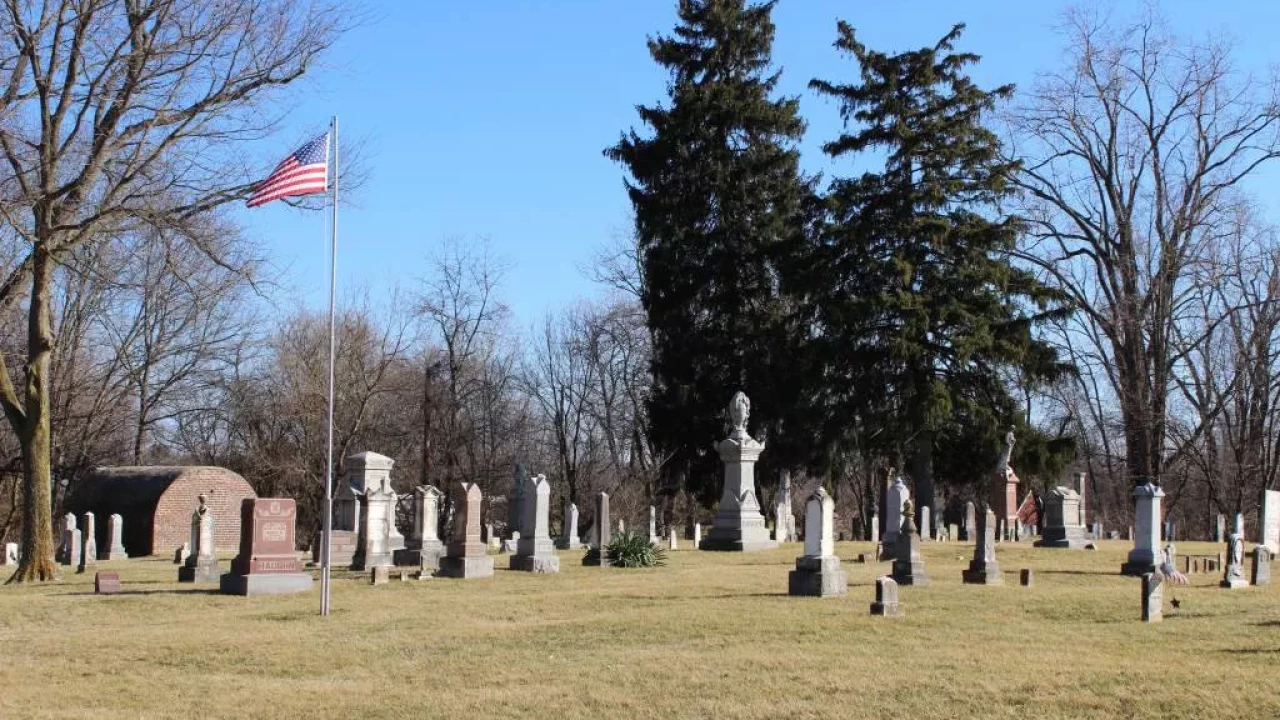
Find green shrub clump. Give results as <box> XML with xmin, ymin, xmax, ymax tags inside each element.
<box><xmin>605</xmin><ymin>531</ymin><xmax>666</xmax><ymax>568</ymax></box>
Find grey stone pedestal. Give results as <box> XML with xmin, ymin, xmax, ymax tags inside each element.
<box><xmin>220</xmin><ymin>572</ymin><xmax>314</xmax><ymax>597</ymax></box>
<box><xmin>438</xmin><ymin>555</ymin><xmax>494</xmax><ymax>578</ymax></box>
<box><xmin>788</xmin><ymin>556</ymin><xmax>847</xmax><ymax>597</ymax></box>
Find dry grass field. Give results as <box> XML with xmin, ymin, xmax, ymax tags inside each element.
<box><xmin>1</xmin><ymin>539</ymin><xmax>1277</xmax><ymax>720</ymax></box>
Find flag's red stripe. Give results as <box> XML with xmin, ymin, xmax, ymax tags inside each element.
<box><xmin>250</xmin><ymin>165</ymin><xmax>326</xmax><ymax>200</ymax></box>
<box><xmin>246</xmin><ymin>179</ymin><xmax>328</xmax><ymax>207</ymax></box>
<box><xmin>250</xmin><ymin>160</ymin><xmax>320</xmax><ymax>196</ymax></box>
<box><xmin>247</xmin><ymin>165</ymin><xmax>327</xmax><ymax>207</ymax></box>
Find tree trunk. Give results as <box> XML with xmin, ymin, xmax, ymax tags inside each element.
<box><xmin>10</xmin><ymin>245</ymin><xmax>57</xmax><ymax>582</ymax></box>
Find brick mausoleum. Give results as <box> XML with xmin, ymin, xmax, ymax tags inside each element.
<box><xmin>67</xmin><ymin>466</ymin><xmax>257</xmax><ymax>557</ymax></box>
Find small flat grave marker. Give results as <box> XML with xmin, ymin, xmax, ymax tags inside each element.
<box><xmin>94</xmin><ymin>571</ymin><xmax>121</xmax><ymax>595</ymax></box>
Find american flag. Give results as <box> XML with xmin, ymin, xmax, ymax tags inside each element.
<box><xmin>246</xmin><ymin>132</ymin><xmax>330</xmax><ymax>208</ymax></box>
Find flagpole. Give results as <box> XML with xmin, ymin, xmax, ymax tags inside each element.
<box><xmin>321</xmin><ymin>115</ymin><xmax>339</xmax><ymax>616</ymax></box>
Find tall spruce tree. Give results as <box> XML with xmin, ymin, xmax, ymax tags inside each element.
<box><xmin>607</xmin><ymin>0</ymin><xmax>811</xmax><ymax>506</ymax></box>
<box><xmin>806</xmin><ymin>23</ymin><xmax>1070</xmax><ymax>521</ymax></box>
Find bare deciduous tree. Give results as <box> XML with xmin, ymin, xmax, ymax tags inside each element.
<box><xmin>1009</xmin><ymin>8</ymin><xmax>1280</xmax><ymax>500</ymax></box>
<box><xmin>0</xmin><ymin>0</ymin><xmax>344</xmax><ymax>581</ymax></box>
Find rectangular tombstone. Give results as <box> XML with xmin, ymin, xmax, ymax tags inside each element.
<box><xmin>173</xmin><ymin>543</ymin><xmax>190</xmax><ymax>565</ymax></box>
<box><xmin>1141</xmin><ymin>573</ymin><xmax>1163</xmax><ymax>623</ymax></box>
<box><xmin>556</xmin><ymin>499</ymin><xmax>581</xmax><ymax>550</ymax></box>
<box><xmin>395</xmin><ymin>485</ymin><xmax>445</xmax><ymax>571</ymax></box>
<box><xmin>58</xmin><ymin>514</ymin><xmax>80</xmax><ymax>567</ymax></box>
<box><xmin>1121</xmin><ymin>484</ymin><xmax>1163</xmax><ymax>576</ymax></box>
<box><xmin>1261</xmin><ymin>490</ymin><xmax>1280</xmax><ymax>556</ymax></box>
<box><xmin>947</xmin><ymin>523</ymin><xmax>958</xmax><ymax>543</ymax></box>
<box><xmin>584</xmin><ymin>492</ymin><xmax>612</xmax><ymax>567</ymax></box>
<box><xmin>962</xmin><ymin>502</ymin><xmax>976</xmax><ymax>542</ymax></box>
<box><xmin>1251</xmin><ymin>547</ymin><xmax>1271</xmax><ymax>586</ymax></box>
<box><xmin>920</xmin><ymin>506</ymin><xmax>932</xmax><ymax>541</ymax></box>
<box><xmin>870</xmin><ymin>576</ymin><xmax>902</xmax><ymax>617</ymax></box>
<box><xmin>1214</xmin><ymin>513</ymin><xmax>1226</xmax><ymax>543</ymax></box>
<box><xmin>101</xmin><ymin>513</ymin><xmax>127</xmax><ymax>560</ymax></box>
<box><xmin>1035</xmin><ymin>487</ymin><xmax>1088</xmax><ymax>549</ymax></box>
<box><xmin>511</xmin><ymin>474</ymin><xmax>559</xmax><ymax>573</ymax></box>
<box><xmin>94</xmin><ymin>571</ymin><xmax>121</xmax><ymax>595</ymax></box>
<box><xmin>1020</xmin><ymin>568</ymin><xmax>1033</xmax><ymax>587</ymax></box>
<box><xmin>789</xmin><ymin>488</ymin><xmax>846</xmax><ymax>597</ymax></box>
<box><xmin>870</xmin><ymin>514</ymin><xmax>880</xmax><ymax>544</ymax></box>
<box><xmin>668</xmin><ymin>527</ymin><xmax>678</xmax><ymax>550</ymax></box>
<box><xmin>220</xmin><ymin>498</ymin><xmax>313</xmax><ymax>597</ymax></box>
<box><xmin>693</xmin><ymin>523</ymin><xmax>702</xmax><ymax>548</ymax></box>
<box><xmin>439</xmin><ymin>483</ymin><xmax>494</xmax><ymax>578</ymax></box>
<box><xmin>370</xmin><ymin>566</ymin><xmax>390</xmax><ymax>585</ymax></box>
<box><xmin>962</xmin><ymin>509</ymin><xmax>1002</xmax><ymax>585</ymax></box>
<box><xmin>77</xmin><ymin>513</ymin><xmax>98</xmax><ymax>572</ymax></box>
<box><xmin>2</xmin><ymin>542</ymin><xmax>16</xmax><ymax>566</ymax></box>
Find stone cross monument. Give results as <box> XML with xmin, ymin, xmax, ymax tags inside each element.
<box><xmin>699</xmin><ymin>392</ymin><xmax>777</xmax><ymax>552</ymax></box>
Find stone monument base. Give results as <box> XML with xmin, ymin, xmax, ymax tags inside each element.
<box><xmin>1035</xmin><ymin>526</ymin><xmax>1089</xmax><ymax>549</ymax></box>
<box><xmin>698</xmin><ymin>526</ymin><xmax>778</xmax><ymax>552</ymax></box>
<box><xmin>438</xmin><ymin>555</ymin><xmax>494</xmax><ymax>579</ymax></box>
<box><xmin>510</xmin><ymin>554</ymin><xmax>560</xmax><ymax>573</ymax></box>
<box><xmin>554</xmin><ymin>538</ymin><xmax>582</xmax><ymax>550</ymax></box>
<box><xmin>350</xmin><ymin>551</ymin><xmax>393</xmax><ymax>572</ymax></box>
<box><xmin>962</xmin><ymin>562</ymin><xmax>1002</xmax><ymax>585</ymax></box>
<box><xmin>787</xmin><ymin>556</ymin><xmax>847</xmax><ymax>597</ymax></box>
<box><xmin>178</xmin><ymin>560</ymin><xmax>220</xmax><ymax>583</ymax></box>
<box><xmin>892</xmin><ymin>559</ymin><xmax>930</xmax><ymax>586</ymax></box>
<box><xmin>101</xmin><ymin>548</ymin><xmax>127</xmax><ymax>561</ymax></box>
<box><xmin>1220</xmin><ymin>575</ymin><xmax>1248</xmax><ymax>589</ymax></box>
<box><xmin>311</xmin><ymin>530</ymin><xmax>357</xmax><ymax>566</ymax></box>
<box><xmin>1120</xmin><ymin>559</ymin><xmax>1157</xmax><ymax>577</ymax></box>
<box><xmin>219</xmin><ymin>572</ymin><xmax>314</xmax><ymax>597</ymax></box>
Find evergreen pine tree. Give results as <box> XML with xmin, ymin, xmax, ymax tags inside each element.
<box><xmin>607</xmin><ymin>0</ymin><xmax>812</xmax><ymax>505</ymax></box>
<box><xmin>807</xmin><ymin>23</ymin><xmax>1070</xmax><ymax>521</ymax></box>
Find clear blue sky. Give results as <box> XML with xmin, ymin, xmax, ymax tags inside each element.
<box><xmin>235</xmin><ymin>1</ymin><xmax>1280</xmax><ymax>329</ymax></box>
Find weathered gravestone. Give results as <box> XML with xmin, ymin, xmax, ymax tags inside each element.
<box><xmin>502</xmin><ymin>531</ymin><xmax>520</xmax><ymax>554</ymax></box>
<box><xmin>787</xmin><ymin>488</ymin><xmax>847</xmax><ymax>597</ymax></box>
<box><xmin>668</xmin><ymin>527</ymin><xmax>678</xmax><ymax>550</ymax></box>
<box><xmin>1221</xmin><ymin>515</ymin><xmax>1248</xmax><ymax>589</ymax></box>
<box><xmin>584</xmin><ymin>492</ymin><xmax>612</xmax><ymax>567</ymax></box>
<box><xmin>370</xmin><ymin>566</ymin><xmax>390</xmax><ymax>585</ymax></box>
<box><xmin>883</xmin><ymin>473</ymin><xmax>910</xmax><ymax>550</ymax></box>
<box><xmin>962</xmin><ymin>501</ymin><xmax>976</xmax><ymax>542</ymax></box>
<box><xmin>556</xmin><ymin>499</ymin><xmax>581</xmax><ymax>550</ymax></box>
<box><xmin>700</xmin><ymin>392</ymin><xmax>777</xmax><ymax>552</ymax></box>
<box><xmin>920</xmin><ymin>505</ymin><xmax>932</xmax><ymax>541</ymax></box>
<box><xmin>891</xmin><ymin>500</ymin><xmax>929</xmax><ymax>586</ymax></box>
<box><xmin>438</xmin><ymin>483</ymin><xmax>494</xmax><ymax>579</ymax></box>
<box><xmin>774</xmin><ymin>470</ymin><xmax>796</xmax><ymax>543</ymax></box>
<box><xmin>870</xmin><ymin>576</ymin><xmax>902</xmax><ymax>617</ymax></box>
<box><xmin>648</xmin><ymin>505</ymin><xmax>658</xmax><ymax>544</ymax></box>
<box><xmin>393</xmin><ymin>485</ymin><xmax>444</xmax><ymax>571</ymax></box>
<box><xmin>57</xmin><ymin>513</ymin><xmax>80</xmax><ymax>567</ymax></box>
<box><xmin>1260</xmin><ymin>489</ymin><xmax>1280</xmax><ymax>556</ymax></box>
<box><xmin>94</xmin><ymin>571</ymin><xmax>121</xmax><ymax>595</ymax></box>
<box><xmin>1035</xmin><ymin>487</ymin><xmax>1088</xmax><ymax>549</ymax></box>
<box><xmin>178</xmin><ymin>494</ymin><xmax>220</xmax><ymax>582</ymax></box>
<box><xmin>1251</xmin><ymin>546</ymin><xmax>1271</xmax><ymax>586</ymax></box>
<box><xmin>2</xmin><ymin>542</ymin><xmax>16</xmax><ymax>566</ymax></box>
<box><xmin>962</xmin><ymin>509</ymin><xmax>1002</xmax><ymax>585</ymax></box>
<box><xmin>1121</xmin><ymin>483</ymin><xmax>1164</xmax><ymax>576</ymax></box>
<box><xmin>173</xmin><ymin>543</ymin><xmax>190</xmax><ymax>565</ymax></box>
<box><xmin>1141</xmin><ymin>573</ymin><xmax>1163</xmax><ymax>623</ymax></box>
<box><xmin>102</xmin><ymin>513</ymin><xmax>127</xmax><ymax>560</ymax></box>
<box><xmin>510</xmin><ymin>474</ymin><xmax>559</xmax><ymax>573</ymax></box>
<box><xmin>1214</xmin><ymin>513</ymin><xmax>1226</xmax><ymax>543</ymax></box>
<box><xmin>693</xmin><ymin>523</ymin><xmax>702</xmax><ymax>548</ymax></box>
<box><xmin>77</xmin><ymin>512</ymin><xmax>97</xmax><ymax>573</ymax></box>
<box><xmin>220</xmin><ymin>498</ymin><xmax>313</xmax><ymax>596</ymax></box>
<box><xmin>394</xmin><ymin>485</ymin><xmax>445</xmax><ymax>575</ymax></box>
<box><xmin>870</xmin><ymin>513</ymin><xmax>879</xmax><ymax>545</ymax></box>
<box><xmin>350</xmin><ymin>451</ymin><xmax>400</xmax><ymax>571</ymax></box>
<box><xmin>1020</xmin><ymin>568</ymin><xmax>1033</xmax><ymax>587</ymax></box>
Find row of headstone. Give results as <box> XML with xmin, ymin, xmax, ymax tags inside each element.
<box><xmin>55</xmin><ymin>512</ymin><xmax>129</xmax><ymax>570</ymax></box>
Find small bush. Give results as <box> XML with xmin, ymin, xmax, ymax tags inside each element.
<box><xmin>605</xmin><ymin>531</ymin><xmax>666</xmax><ymax>568</ymax></box>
